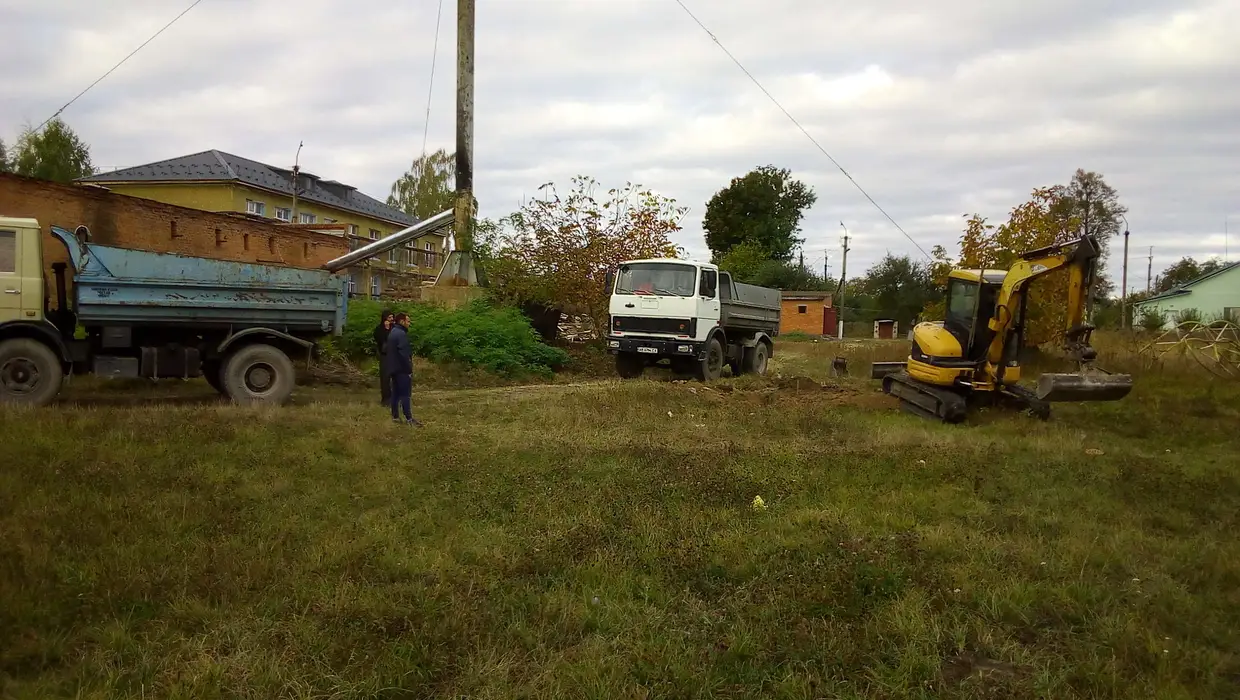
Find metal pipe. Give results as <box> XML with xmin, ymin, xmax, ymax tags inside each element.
<box><xmin>321</xmin><ymin>208</ymin><xmax>454</xmax><ymax>272</ymax></box>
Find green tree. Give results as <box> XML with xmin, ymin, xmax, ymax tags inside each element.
<box><xmin>0</xmin><ymin>137</ymin><xmax>9</xmax><ymax>173</ymax></box>
<box><xmin>714</xmin><ymin>241</ymin><xmax>769</xmax><ymax>282</ymax></box>
<box><xmin>860</xmin><ymin>254</ymin><xmax>935</xmax><ymax>329</ymax></box>
<box><xmin>1156</xmin><ymin>256</ymin><xmax>1226</xmax><ymax>292</ymax></box>
<box><xmin>1052</xmin><ymin>169</ymin><xmax>1126</xmax><ymax>297</ymax></box>
<box><xmin>11</xmin><ymin>118</ymin><xmax>93</xmax><ymax>182</ymax></box>
<box><xmin>703</xmin><ymin>165</ymin><xmax>817</xmax><ymax>261</ymax></box>
<box><xmin>481</xmin><ymin>176</ymin><xmax>686</xmax><ymax>336</ymax></box>
<box><xmin>387</xmin><ymin>148</ymin><xmax>455</xmax><ymax>221</ymax></box>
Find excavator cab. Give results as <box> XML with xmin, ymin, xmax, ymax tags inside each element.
<box><xmin>943</xmin><ymin>272</ymin><xmax>1006</xmax><ymax>362</ymax></box>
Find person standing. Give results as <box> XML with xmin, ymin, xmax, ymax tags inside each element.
<box><xmin>385</xmin><ymin>312</ymin><xmax>421</xmax><ymax>426</ymax></box>
<box><xmin>373</xmin><ymin>309</ymin><xmax>394</xmax><ymax>405</ymax></box>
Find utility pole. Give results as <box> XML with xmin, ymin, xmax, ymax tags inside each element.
<box><xmin>823</xmin><ymin>253</ymin><xmax>829</xmax><ymax>281</ymax></box>
<box><xmin>798</xmin><ymin>250</ymin><xmax>805</xmax><ymax>273</ymax></box>
<box><xmin>290</xmin><ymin>141</ymin><xmax>303</xmax><ymax>222</ymax></box>
<box><xmin>1146</xmin><ymin>246</ymin><xmax>1153</xmax><ymax>294</ymax></box>
<box><xmin>838</xmin><ymin>222</ymin><xmax>850</xmax><ymax>338</ymax></box>
<box><xmin>1120</xmin><ymin>214</ymin><xmax>1130</xmax><ymax>329</ymax></box>
<box><xmin>453</xmin><ymin>0</ymin><xmax>477</xmax><ymax>280</ymax></box>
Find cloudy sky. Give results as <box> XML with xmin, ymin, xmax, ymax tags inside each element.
<box><xmin>2</xmin><ymin>0</ymin><xmax>1237</xmax><ymax>289</ymax></box>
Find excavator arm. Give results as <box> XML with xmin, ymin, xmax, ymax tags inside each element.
<box><xmin>985</xmin><ymin>235</ymin><xmax>1131</xmax><ymax>402</ymax></box>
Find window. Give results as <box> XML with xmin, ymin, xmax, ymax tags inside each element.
<box><xmin>370</xmin><ymin>275</ymin><xmax>381</xmax><ymax>297</ymax></box>
<box><xmin>347</xmin><ymin>273</ymin><xmax>358</xmax><ymax>295</ymax></box>
<box><xmin>0</xmin><ymin>230</ymin><xmax>15</xmax><ymax>273</ymax></box>
<box><xmin>615</xmin><ymin>262</ymin><xmax>697</xmax><ymax>297</ymax></box>
<box><xmin>388</xmin><ymin>246</ymin><xmax>399</xmax><ymax>264</ymax></box>
<box><xmin>275</xmin><ymin>207</ymin><xmax>292</xmax><ymax>222</ymax></box>
<box><xmin>369</xmin><ymin>228</ymin><xmax>381</xmax><ymax>240</ymax></box>
<box><xmin>698</xmin><ymin>268</ymin><xmax>717</xmax><ymax>298</ymax></box>
<box><xmin>406</xmin><ymin>245</ymin><xmax>417</xmax><ymax>267</ymax></box>
<box><xmin>245</xmin><ymin>199</ymin><xmax>266</xmax><ymax>216</ymax></box>
<box><xmin>946</xmin><ymin>278</ymin><xmax>979</xmax><ymax>322</ymax></box>
<box><xmin>298</xmin><ymin>212</ymin><xmax>317</xmax><ymax>224</ymax></box>
<box><xmin>797</xmin><ymin>305</ymin><xmax>808</xmax><ymax>314</ymax></box>
<box><xmin>347</xmin><ymin>224</ymin><xmax>359</xmax><ymax>237</ymax></box>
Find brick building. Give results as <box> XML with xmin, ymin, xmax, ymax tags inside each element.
<box><xmin>0</xmin><ymin>173</ymin><xmax>350</xmax><ymax>300</ymax></box>
<box><xmin>780</xmin><ymin>291</ymin><xmax>835</xmax><ymax>336</ymax></box>
<box><xmin>77</xmin><ymin>150</ymin><xmax>446</xmax><ymax>295</ymax></box>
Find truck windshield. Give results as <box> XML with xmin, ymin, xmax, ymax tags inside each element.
<box><xmin>615</xmin><ymin>263</ymin><xmax>697</xmax><ymax>297</ymax></box>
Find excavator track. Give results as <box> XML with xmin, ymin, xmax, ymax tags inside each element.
<box><xmin>881</xmin><ymin>371</ymin><xmax>968</xmax><ymax>424</ymax></box>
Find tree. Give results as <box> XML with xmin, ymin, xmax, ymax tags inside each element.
<box><xmin>480</xmin><ymin>176</ymin><xmax>687</xmax><ymax>336</ymax></box>
<box><xmin>859</xmin><ymin>254</ymin><xmax>936</xmax><ymax>329</ymax></box>
<box><xmin>929</xmin><ymin>186</ymin><xmax>1082</xmax><ymax>346</ymax></box>
<box><xmin>1155</xmin><ymin>256</ymin><xmax>1226</xmax><ymax>292</ymax></box>
<box><xmin>11</xmin><ymin>118</ymin><xmax>94</xmax><ymax>182</ymax></box>
<box><xmin>0</xmin><ymin>138</ymin><xmax>9</xmax><ymax>173</ymax></box>
<box><xmin>387</xmin><ymin>148</ymin><xmax>455</xmax><ymax>221</ymax></box>
<box><xmin>1052</xmin><ymin>169</ymin><xmax>1126</xmax><ymax>297</ymax></box>
<box><xmin>703</xmin><ymin>165</ymin><xmax>817</xmax><ymax>261</ymax></box>
<box><xmin>714</xmin><ymin>241</ymin><xmax>769</xmax><ymax>282</ymax></box>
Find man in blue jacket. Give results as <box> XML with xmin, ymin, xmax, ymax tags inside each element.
<box><xmin>384</xmin><ymin>312</ymin><xmax>421</xmax><ymax>426</ymax></box>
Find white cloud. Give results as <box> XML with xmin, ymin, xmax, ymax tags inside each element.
<box><xmin>1</xmin><ymin>0</ymin><xmax>1238</xmax><ymax>284</ymax></box>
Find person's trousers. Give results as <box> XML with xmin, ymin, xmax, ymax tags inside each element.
<box><xmin>390</xmin><ymin>372</ymin><xmax>412</xmax><ymax>420</ymax></box>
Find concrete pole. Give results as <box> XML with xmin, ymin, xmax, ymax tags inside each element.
<box><xmin>454</xmin><ymin>0</ymin><xmax>475</xmax><ymax>255</ymax></box>
<box><xmin>838</xmin><ymin>223</ymin><xmax>850</xmax><ymax>338</ymax></box>
<box><xmin>1120</xmin><ymin>214</ymin><xmax>1129</xmax><ymax>329</ymax></box>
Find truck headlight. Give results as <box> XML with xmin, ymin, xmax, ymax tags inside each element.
<box><xmin>609</xmin><ymin>340</ymin><xmax>620</xmax><ymax>348</ymax></box>
<box><xmin>677</xmin><ymin>345</ymin><xmax>691</xmax><ymax>353</ymax></box>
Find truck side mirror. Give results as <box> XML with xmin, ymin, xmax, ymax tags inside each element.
<box><xmin>604</xmin><ymin>269</ymin><xmax>615</xmax><ymax>294</ymax></box>
<box><xmin>699</xmin><ymin>271</ymin><xmax>717</xmax><ymax>298</ymax></box>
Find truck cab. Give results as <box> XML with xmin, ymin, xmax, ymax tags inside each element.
<box><xmin>0</xmin><ymin>218</ymin><xmax>47</xmax><ymax>324</ymax></box>
<box><xmin>604</xmin><ymin>258</ymin><xmax>780</xmax><ymax>381</ymax></box>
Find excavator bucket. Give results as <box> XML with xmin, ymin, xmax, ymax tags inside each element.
<box><xmin>1036</xmin><ymin>371</ymin><xmax>1133</xmax><ymax>402</ymax></box>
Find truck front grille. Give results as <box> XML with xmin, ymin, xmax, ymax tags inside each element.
<box><xmin>611</xmin><ymin>316</ymin><xmax>696</xmax><ymax>335</ymax></box>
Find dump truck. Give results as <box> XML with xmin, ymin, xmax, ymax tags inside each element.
<box><xmin>0</xmin><ymin>216</ymin><xmax>350</xmax><ymax>406</ymax></box>
<box><xmin>603</xmin><ymin>259</ymin><xmax>781</xmax><ymax>380</ymax></box>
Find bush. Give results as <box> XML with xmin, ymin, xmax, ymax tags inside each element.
<box><xmin>341</xmin><ymin>298</ymin><xmax>569</xmax><ymax>377</ymax></box>
<box><xmin>1139</xmin><ymin>308</ymin><xmax>1167</xmax><ymax>333</ymax></box>
<box><xmin>1174</xmin><ymin>308</ymin><xmax>1202</xmax><ymax>324</ymax></box>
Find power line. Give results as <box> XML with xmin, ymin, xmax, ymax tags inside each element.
<box><xmin>34</xmin><ymin>0</ymin><xmax>206</xmax><ymax>134</ymax></box>
<box><xmin>420</xmin><ymin>0</ymin><xmax>446</xmax><ymax>158</ymax></box>
<box><xmin>670</xmin><ymin>0</ymin><xmax>932</xmax><ymax>261</ymax></box>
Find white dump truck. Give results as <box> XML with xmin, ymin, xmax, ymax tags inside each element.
<box><xmin>603</xmin><ymin>259</ymin><xmax>781</xmax><ymax>380</ymax></box>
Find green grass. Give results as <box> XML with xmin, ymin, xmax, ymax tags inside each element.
<box><xmin>2</xmin><ymin>343</ymin><xmax>1239</xmax><ymax>698</ymax></box>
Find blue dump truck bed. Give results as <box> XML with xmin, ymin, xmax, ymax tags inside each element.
<box><xmin>52</xmin><ymin>225</ymin><xmax>347</xmax><ymax>333</ymax></box>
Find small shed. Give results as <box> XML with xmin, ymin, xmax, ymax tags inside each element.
<box><xmin>1131</xmin><ymin>262</ymin><xmax>1240</xmax><ymax>329</ymax></box>
<box><xmin>780</xmin><ymin>291</ymin><xmax>834</xmax><ymax>336</ymax></box>
<box><xmin>873</xmin><ymin>319</ymin><xmax>899</xmax><ymax>339</ymax></box>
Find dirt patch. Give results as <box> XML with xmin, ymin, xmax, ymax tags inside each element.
<box><xmin>940</xmin><ymin>653</ymin><xmax>1024</xmax><ymax>689</ymax></box>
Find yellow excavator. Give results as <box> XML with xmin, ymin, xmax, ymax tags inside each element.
<box><xmin>870</xmin><ymin>234</ymin><xmax>1133</xmax><ymax>422</ymax></box>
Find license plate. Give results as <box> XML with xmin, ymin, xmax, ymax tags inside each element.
<box><xmin>637</xmin><ymin>346</ymin><xmax>659</xmax><ymax>354</ymax></box>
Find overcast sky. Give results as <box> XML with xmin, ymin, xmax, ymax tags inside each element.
<box><xmin>2</xmin><ymin>0</ymin><xmax>1237</xmax><ymax>289</ymax></box>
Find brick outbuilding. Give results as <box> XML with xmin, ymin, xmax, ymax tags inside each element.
<box><xmin>780</xmin><ymin>291</ymin><xmax>834</xmax><ymax>336</ymax></box>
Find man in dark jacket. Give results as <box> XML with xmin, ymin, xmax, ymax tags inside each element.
<box><xmin>373</xmin><ymin>309</ymin><xmax>394</xmax><ymax>405</ymax></box>
<box><xmin>385</xmin><ymin>312</ymin><xmax>421</xmax><ymax>426</ymax></box>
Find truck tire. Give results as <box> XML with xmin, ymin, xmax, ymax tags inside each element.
<box><xmin>221</xmin><ymin>343</ymin><xmax>295</xmax><ymax>405</ymax></box>
<box><xmin>742</xmin><ymin>341</ymin><xmax>770</xmax><ymax>376</ymax></box>
<box><xmin>0</xmin><ymin>338</ymin><xmax>64</xmax><ymax>407</ymax></box>
<box><xmin>696</xmin><ymin>337</ymin><xmax>724</xmax><ymax>382</ymax></box>
<box><xmin>615</xmin><ymin>353</ymin><xmax>645</xmax><ymax>379</ymax></box>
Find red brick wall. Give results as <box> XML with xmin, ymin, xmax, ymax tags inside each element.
<box><xmin>0</xmin><ymin>174</ymin><xmax>350</xmax><ymax>287</ymax></box>
<box><xmin>780</xmin><ymin>298</ymin><xmax>830</xmax><ymax>335</ymax></box>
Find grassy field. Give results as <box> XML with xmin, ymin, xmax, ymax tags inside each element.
<box><xmin>2</xmin><ymin>340</ymin><xmax>1239</xmax><ymax>698</ymax></box>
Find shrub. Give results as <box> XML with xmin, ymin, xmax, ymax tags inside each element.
<box><xmin>1174</xmin><ymin>308</ymin><xmax>1202</xmax><ymax>325</ymax></box>
<box><xmin>1139</xmin><ymin>308</ymin><xmax>1167</xmax><ymax>333</ymax></box>
<box><xmin>341</xmin><ymin>298</ymin><xmax>569</xmax><ymax>377</ymax></box>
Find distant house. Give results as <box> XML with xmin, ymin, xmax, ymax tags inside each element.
<box><xmin>780</xmin><ymin>291</ymin><xmax>834</xmax><ymax>336</ymax></box>
<box><xmin>78</xmin><ymin>150</ymin><xmax>447</xmax><ymax>297</ymax></box>
<box><xmin>1131</xmin><ymin>262</ymin><xmax>1240</xmax><ymax>327</ymax></box>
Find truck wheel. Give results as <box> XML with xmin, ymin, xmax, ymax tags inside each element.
<box><xmin>221</xmin><ymin>343</ymin><xmax>295</xmax><ymax>405</ymax></box>
<box><xmin>743</xmin><ymin>341</ymin><xmax>770</xmax><ymax>376</ymax></box>
<box><xmin>0</xmin><ymin>338</ymin><xmax>64</xmax><ymax>407</ymax></box>
<box><xmin>696</xmin><ymin>337</ymin><xmax>724</xmax><ymax>382</ymax></box>
<box><xmin>615</xmin><ymin>353</ymin><xmax>645</xmax><ymax>379</ymax></box>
